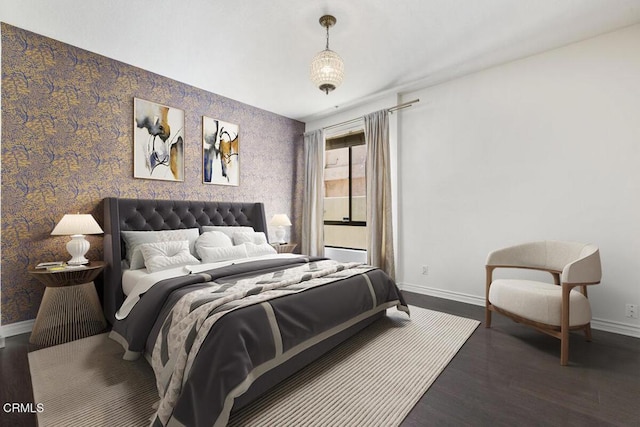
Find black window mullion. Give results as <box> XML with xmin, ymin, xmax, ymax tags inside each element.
<box><xmin>347</xmin><ymin>146</ymin><xmax>353</xmax><ymax>223</ymax></box>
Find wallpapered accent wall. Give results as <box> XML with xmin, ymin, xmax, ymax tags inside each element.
<box><xmin>1</xmin><ymin>23</ymin><xmax>305</xmax><ymax>325</ymax></box>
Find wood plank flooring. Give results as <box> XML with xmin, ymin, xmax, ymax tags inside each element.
<box><xmin>402</xmin><ymin>292</ymin><xmax>640</xmax><ymax>427</ymax></box>
<box><xmin>1</xmin><ymin>292</ymin><xmax>639</xmax><ymax>426</ymax></box>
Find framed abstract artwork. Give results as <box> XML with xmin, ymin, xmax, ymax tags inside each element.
<box><xmin>202</xmin><ymin>116</ymin><xmax>239</xmax><ymax>186</ymax></box>
<box><xmin>133</xmin><ymin>98</ymin><xmax>185</xmax><ymax>181</ymax></box>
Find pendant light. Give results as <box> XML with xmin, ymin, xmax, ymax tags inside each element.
<box><xmin>310</xmin><ymin>15</ymin><xmax>344</xmax><ymax>94</ymax></box>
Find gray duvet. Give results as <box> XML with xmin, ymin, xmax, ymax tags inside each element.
<box><xmin>110</xmin><ymin>256</ymin><xmax>408</xmax><ymax>427</ymax></box>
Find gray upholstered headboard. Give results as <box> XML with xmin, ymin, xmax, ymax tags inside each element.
<box><xmin>103</xmin><ymin>197</ymin><xmax>268</xmax><ymax>324</ymax></box>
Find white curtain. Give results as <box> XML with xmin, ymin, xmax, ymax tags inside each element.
<box><xmin>364</xmin><ymin>110</ymin><xmax>395</xmax><ymax>279</ymax></box>
<box><xmin>301</xmin><ymin>129</ymin><xmax>325</xmax><ymax>256</ymax></box>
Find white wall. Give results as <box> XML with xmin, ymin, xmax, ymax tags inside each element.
<box><xmin>397</xmin><ymin>24</ymin><xmax>640</xmax><ymax>336</ymax></box>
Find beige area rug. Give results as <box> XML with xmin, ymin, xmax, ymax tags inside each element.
<box><xmin>29</xmin><ymin>306</ymin><xmax>479</xmax><ymax>427</ymax></box>
<box><xmin>28</xmin><ymin>333</ymin><xmax>157</xmax><ymax>426</ymax></box>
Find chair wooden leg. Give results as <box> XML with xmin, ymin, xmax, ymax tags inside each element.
<box><xmin>560</xmin><ymin>330</ymin><xmax>569</xmax><ymax>365</ymax></box>
<box><xmin>485</xmin><ymin>266</ymin><xmax>494</xmax><ymax>328</ymax></box>
<box><xmin>584</xmin><ymin>323</ymin><xmax>592</xmax><ymax>342</ymax></box>
<box><xmin>560</xmin><ymin>284</ymin><xmax>571</xmax><ymax>366</ymax></box>
<box><xmin>580</xmin><ymin>286</ymin><xmax>592</xmax><ymax>341</ymax></box>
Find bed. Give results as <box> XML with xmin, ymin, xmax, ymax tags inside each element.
<box><xmin>103</xmin><ymin>197</ymin><xmax>408</xmax><ymax>427</ymax></box>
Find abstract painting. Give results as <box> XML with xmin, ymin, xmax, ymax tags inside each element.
<box><xmin>203</xmin><ymin>116</ymin><xmax>239</xmax><ymax>186</ymax></box>
<box><xmin>134</xmin><ymin>98</ymin><xmax>184</xmax><ymax>181</ymax></box>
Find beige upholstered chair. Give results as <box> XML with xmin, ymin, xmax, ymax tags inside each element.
<box><xmin>485</xmin><ymin>241</ymin><xmax>601</xmax><ymax>365</ymax></box>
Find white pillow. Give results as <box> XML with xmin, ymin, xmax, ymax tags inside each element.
<box><xmin>138</xmin><ymin>240</ymin><xmax>199</xmax><ymax>273</ymax></box>
<box><xmin>233</xmin><ymin>231</ymin><xmax>268</xmax><ymax>246</ymax></box>
<box><xmin>201</xmin><ymin>225</ymin><xmax>254</xmax><ymax>238</ymax></box>
<box><xmin>195</xmin><ymin>231</ymin><xmax>233</xmax><ymax>258</ymax></box>
<box><xmin>122</xmin><ymin>229</ymin><xmax>200</xmax><ymax>270</ymax></box>
<box><xmin>199</xmin><ymin>245</ymin><xmax>248</xmax><ymax>264</ymax></box>
<box><xmin>244</xmin><ymin>242</ymin><xmax>277</xmax><ymax>257</ymax></box>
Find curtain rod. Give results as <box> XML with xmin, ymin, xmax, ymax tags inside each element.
<box><xmin>322</xmin><ymin>98</ymin><xmax>420</xmax><ymax>131</ymax></box>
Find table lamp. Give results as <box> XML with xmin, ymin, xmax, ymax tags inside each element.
<box><xmin>270</xmin><ymin>214</ymin><xmax>292</xmax><ymax>244</ymax></box>
<box><xmin>51</xmin><ymin>214</ymin><xmax>104</xmax><ymax>265</ymax></box>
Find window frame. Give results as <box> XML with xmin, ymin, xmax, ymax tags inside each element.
<box><xmin>323</xmin><ymin>132</ymin><xmax>367</xmax><ymax>231</ymax></box>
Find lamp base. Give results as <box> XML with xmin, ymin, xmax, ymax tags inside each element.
<box><xmin>274</xmin><ymin>227</ymin><xmax>286</xmax><ymax>244</ymax></box>
<box><xmin>66</xmin><ymin>235</ymin><xmax>90</xmax><ymax>265</ymax></box>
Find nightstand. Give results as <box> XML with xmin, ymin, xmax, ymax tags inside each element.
<box><xmin>271</xmin><ymin>243</ymin><xmax>298</xmax><ymax>253</ymax></box>
<box><xmin>28</xmin><ymin>261</ymin><xmax>107</xmax><ymax>347</ymax></box>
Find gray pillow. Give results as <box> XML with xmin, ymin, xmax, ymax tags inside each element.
<box><xmin>121</xmin><ymin>228</ymin><xmax>200</xmax><ymax>270</ymax></box>
<box><xmin>201</xmin><ymin>225</ymin><xmax>254</xmax><ymax>238</ymax></box>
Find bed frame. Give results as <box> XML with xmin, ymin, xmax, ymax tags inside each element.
<box><xmin>102</xmin><ymin>197</ymin><xmax>268</xmax><ymax>325</ymax></box>
<box><xmin>102</xmin><ymin>197</ymin><xmax>384</xmax><ymax>415</ymax></box>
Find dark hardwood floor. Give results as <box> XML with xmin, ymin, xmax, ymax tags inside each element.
<box><xmin>1</xmin><ymin>292</ymin><xmax>639</xmax><ymax>426</ymax></box>
<box><xmin>402</xmin><ymin>292</ymin><xmax>640</xmax><ymax>427</ymax></box>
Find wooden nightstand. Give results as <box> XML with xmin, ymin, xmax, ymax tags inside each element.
<box><xmin>28</xmin><ymin>261</ymin><xmax>107</xmax><ymax>347</ymax></box>
<box><xmin>271</xmin><ymin>243</ymin><xmax>298</xmax><ymax>253</ymax></box>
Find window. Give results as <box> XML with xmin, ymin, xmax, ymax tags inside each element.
<box><xmin>323</xmin><ymin>132</ymin><xmax>366</xmax><ymax>250</ymax></box>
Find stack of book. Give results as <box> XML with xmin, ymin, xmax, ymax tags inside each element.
<box><xmin>35</xmin><ymin>262</ymin><xmax>86</xmax><ymax>271</ymax></box>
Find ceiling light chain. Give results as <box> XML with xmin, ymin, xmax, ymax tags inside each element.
<box><xmin>310</xmin><ymin>14</ymin><xmax>344</xmax><ymax>95</ymax></box>
<box><xmin>325</xmin><ymin>19</ymin><xmax>330</xmax><ymax>50</ymax></box>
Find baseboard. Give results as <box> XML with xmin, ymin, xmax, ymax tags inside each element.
<box><xmin>0</xmin><ymin>319</ymin><xmax>35</xmax><ymax>339</ymax></box>
<box><xmin>399</xmin><ymin>282</ymin><xmax>485</xmax><ymax>307</ymax></box>
<box><xmin>591</xmin><ymin>318</ymin><xmax>640</xmax><ymax>338</ymax></box>
<box><xmin>398</xmin><ymin>282</ymin><xmax>640</xmax><ymax>338</ymax></box>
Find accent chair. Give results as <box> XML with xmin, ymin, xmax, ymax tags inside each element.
<box><xmin>485</xmin><ymin>241</ymin><xmax>601</xmax><ymax>365</ymax></box>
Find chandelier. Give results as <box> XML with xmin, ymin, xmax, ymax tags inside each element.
<box><xmin>310</xmin><ymin>15</ymin><xmax>344</xmax><ymax>94</ymax></box>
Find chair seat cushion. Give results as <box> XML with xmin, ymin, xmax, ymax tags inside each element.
<box><xmin>489</xmin><ymin>280</ymin><xmax>591</xmax><ymax>327</ymax></box>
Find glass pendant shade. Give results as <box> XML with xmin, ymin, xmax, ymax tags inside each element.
<box><xmin>310</xmin><ymin>49</ymin><xmax>344</xmax><ymax>94</ymax></box>
<box><xmin>310</xmin><ymin>14</ymin><xmax>344</xmax><ymax>94</ymax></box>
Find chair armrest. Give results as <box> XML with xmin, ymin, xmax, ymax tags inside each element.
<box><xmin>562</xmin><ymin>247</ymin><xmax>601</xmax><ymax>285</ymax></box>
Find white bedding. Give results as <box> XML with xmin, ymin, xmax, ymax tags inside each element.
<box><xmin>116</xmin><ymin>253</ymin><xmax>303</xmax><ymax>320</ymax></box>
<box><xmin>122</xmin><ymin>268</ymin><xmax>150</xmax><ymax>296</ymax></box>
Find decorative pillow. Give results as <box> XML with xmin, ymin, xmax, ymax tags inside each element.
<box><xmin>199</xmin><ymin>244</ymin><xmax>248</xmax><ymax>264</ymax></box>
<box><xmin>138</xmin><ymin>240</ymin><xmax>199</xmax><ymax>273</ymax></box>
<box><xmin>195</xmin><ymin>231</ymin><xmax>233</xmax><ymax>258</ymax></box>
<box><xmin>243</xmin><ymin>242</ymin><xmax>277</xmax><ymax>258</ymax></box>
<box><xmin>233</xmin><ymin>231</ymin><xmax>268</xmax><ymax>246</ymax></box>
<box><xmin>121</xmin><ymin>228</ymin><xmax>200</xmax><ymax>270</ymax></box>
<box><xmin>201</xmin><ymin>226</ymin><xmax>254</xmax><ymax>239</ymax></box>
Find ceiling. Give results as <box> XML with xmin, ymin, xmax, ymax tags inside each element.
<box><xmin>2</xmin><ymin>0</ymin><xmax>640</xmax><ymax>122</ymax></box>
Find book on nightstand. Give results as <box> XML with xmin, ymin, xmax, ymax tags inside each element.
<box><xmin>36</xmin><ymin>261</ymin><xmax>64</xmax><ymax>269</ymax></box>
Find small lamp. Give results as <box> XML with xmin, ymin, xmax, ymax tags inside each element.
<box><xmin>51</xmin><ymin>214</ymin><xmax>104</xmax><ymax>265</ymax></box>
<box><xmin>270</xmin><ymin>214</ymin><xmax>292</xmax><ymax>244</ymax></box>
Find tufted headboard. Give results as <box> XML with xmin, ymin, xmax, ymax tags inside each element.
<box><xmin>102</xmin><ymin>197</ymin><xmax>268</xmax><ymax>324</ymax></box>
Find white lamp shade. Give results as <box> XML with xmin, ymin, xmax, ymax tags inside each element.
<box><xmin>51</xmin><ymin>214</ymin><xmax>103</xmax><ymax>236</ymax></box>
<box><xmin>51</xmin><ymin>214</ymin><xmax>103</xmax><ymax>265</ymax></box>
<box><xmin>270</xmin><ymin>214</ymin><xmax>292</xmax><ymax>227</ymax></box>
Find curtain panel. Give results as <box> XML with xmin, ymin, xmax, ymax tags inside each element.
<box><xmin>301</xmin><ymin>129</ymin><xmax>325</xmax><ymax>256</ymax></box>
<box><xmin>364</xmin><ymin>110</ymin><xmax>395</xmax><ymax>279</ymax></box>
